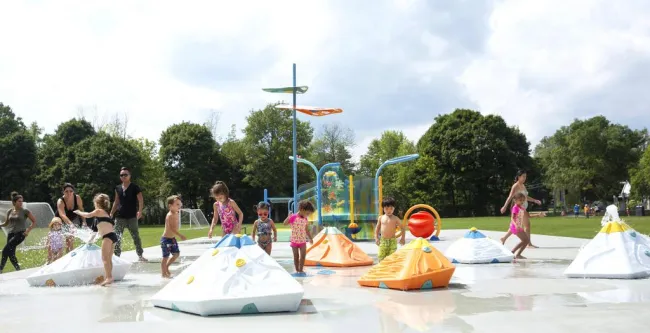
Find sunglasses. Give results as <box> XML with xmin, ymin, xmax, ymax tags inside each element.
<box><xmin>120</xmin><ymin>174</ymin><xmax>130</xmax><ymax>177</ymax></box>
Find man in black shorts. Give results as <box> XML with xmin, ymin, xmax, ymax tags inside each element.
<box><xmin>110</xmin><ymin>167</ymin><xmax>148</xmax><ymax>261</ymax></box>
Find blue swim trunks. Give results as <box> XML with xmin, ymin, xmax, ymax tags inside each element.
<box><xmin>161</xmin><ymin>237</ymin><xmax>180</xmax><ymax>258</ymax></box>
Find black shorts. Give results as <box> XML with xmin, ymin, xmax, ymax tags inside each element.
<box><xmin>103</xmin><ymin>232</ymin><xmax>118</xmax><ymax>244</ymax></box>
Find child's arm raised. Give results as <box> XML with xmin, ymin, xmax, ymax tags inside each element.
<box><xmin>74</xmin><ymin>209</ymin><xmax>101</xmax><ymax>219</ymax></box>
<box><xmin>270</xmin><ymin>220</ymin><xmax>278</xmax><ymax>242</ymax></box>
<box><xmin>283</xmin><ymin>212</ymin><xmax>292</xmax><ymax>226</ymax></box>
<box><xmin>167</xmin><ymin>213</ymin><xmax>187</xmax><ymax>241</ymax></box>
<box><xmin>208</xmin><ymin>202</ymin><xmax>219</xmax><ymax>239</ymax></box>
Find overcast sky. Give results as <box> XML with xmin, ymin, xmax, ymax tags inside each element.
<box><xmin>1</xmin><ymin>0</ymin><xmax>649</xmax><ymax>162</ymax></box>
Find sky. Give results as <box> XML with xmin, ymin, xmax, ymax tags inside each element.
<box><xmin>1</xmin><ymin>0</ymin><xmax>649</xmax><ymax>163</ymax></box>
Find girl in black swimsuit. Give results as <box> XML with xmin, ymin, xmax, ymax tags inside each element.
<box><xmin>74</xmin><ymin>193</ymin><xmax>118</xmax><ymax>286</ymax></box>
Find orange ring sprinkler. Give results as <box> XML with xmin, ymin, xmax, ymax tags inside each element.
<box><xmin>398</xmin><ymin>204</ymin><xmax>442</xmax><ymax>241</ymax></box>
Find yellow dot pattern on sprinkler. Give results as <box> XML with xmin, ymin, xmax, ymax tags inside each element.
<box><xmin>236</xmin><ymin>258</ymin><xmax>246</xmax><ymax>268</ymax></box>
<box><xmin>212</xmin><ymin>249</ymin><xmax>219</xmax><ymax>256</ymax></box>
<box><xmin>235</xmin><ymin>234</ymin><xmax>243</xmax><ymax>238</ymax></box>
<box><xmin>323</xmin><ymin>240</ymin><xmax>328</xmax><ymax>245</ymax></box>
<box><xmin>187</xmin><ymin>276</ymin><xmax>195</xmax><ymax>284</ymax></box>
<box><xmin>470</xmin><ymin>227</ymin><xmax>477</xmax><ymax>232</ymax></box>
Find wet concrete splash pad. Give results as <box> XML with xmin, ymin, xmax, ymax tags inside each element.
<box><xmin>2</xmin><ymin>230</ymin><xmax>650</xmax><ymax>333</ymax></box>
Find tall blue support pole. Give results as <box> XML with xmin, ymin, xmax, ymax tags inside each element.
<box><xmin>263</xmin><ymin>189</ymin><xmax>270</xmax><ymax>216</ymax></box>
<box><xmin>292</xmin><ymin>64</ymin><xmax>298</xmax><ymax>213</ymax></box>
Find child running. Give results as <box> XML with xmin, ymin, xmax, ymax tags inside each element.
<box><xmin>375</xmin><ymin>197</ymin><xmax>406</xmax><ymax>262</ymax></box>
<box><xmin>283</xmin><ymin>200</ymin><xmax>314</xmax><ymax>275</ymax></box>
<box><xmin>161</xmin><ymin>195</ymin><xmax>187</xmax><ymax>278</ymax></box>
<box><xmin>46</xmin><ymin>218</ymin><xmax>65</xmax><ymax>264</ymax></box>
<box><xmin>74</xmin><ymin>193</ymin><xmax>118</xmax><ymax>286</ymax></box>
<box><xmin>208</xmin><ymin>181</ymin><xmax>244</xmax><ymax>238</ymax></box>
<box><xmin>509</xmin><ymin>192</ymin><xmax>530</xmax><ymax>259</ymax></box>
<box><xmin>252</xmin><ymin>202</ymin><xmax>277</xmax><ymax>255</ymax></box>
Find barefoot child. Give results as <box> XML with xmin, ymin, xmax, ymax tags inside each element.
<box><xmin>161</xmin><ymin>195</ymin><xmax>187</xmax><ymax>278</ymax></box>
<box><xmin>283</xmin><ymin>200</ymin><xmax>314</xmax><ymax>274</ymax></box>
<box><xmin>375</xmin><ymin>197</ymin><xmax>406</xmax><ymax>262</ymax></box>
<box><xmin>208</xmin><ymin>181</ymin><xmax>244</xmax><ymax>238</ymax></box>
<box><xmin>46</xmin><ymin>218</ymin><xmax>65</xmax><ymax>264</ymax></box>
<box><xmin>252</xmin><ymin>202</ymin><xmax>277</xmax><ymax>255</ymax></box>
<box><xmin>74</xmin><ymin>194</ymin><xmax>118</xmax><ymax>286</ymax></box>
<box><xmin>510</xmin><ymin>192</ymin><xmax>530</xmax><ymax>259</ymax></box>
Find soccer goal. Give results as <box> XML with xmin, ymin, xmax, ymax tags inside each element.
<box><xmin>179</xmin><ymin>208</ymin><xmax>210</xmax><ymax>230</ymax></box>
<box><xmin>0</xmin><ymin>201</ymin><xmax>55</xmax><ymax>250</ymax></box>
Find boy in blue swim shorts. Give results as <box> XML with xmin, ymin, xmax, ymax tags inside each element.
<box><xmin>161</xmin><ymin>195</ymin><xmax>187</xmax><ymax>278</ymax></box>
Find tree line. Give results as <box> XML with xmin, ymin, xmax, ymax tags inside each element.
<box><xmin>1</xmin><ymin>102</ymin><xmax>648</xmax><ymax>225</ymax></box>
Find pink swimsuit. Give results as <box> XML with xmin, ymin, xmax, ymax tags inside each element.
<box><xmin>510</xmin><ymin>204</ymin><xmax>525</xmax><ymax>234</ymax></box>
<box><xmin>218</xmin><ymin>199</ymin><xmax>238</xmax><ymax>235</ymax></box>
<box><xmin>288</xmin><ymin>214</ymin><xmax>308</xmax><ymax>248</ymax></box>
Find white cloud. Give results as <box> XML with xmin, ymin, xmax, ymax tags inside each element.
<box><xmin>1</xmin><ymin>0</ymin><xmax>649</xmax><ymax>159</ymax></box>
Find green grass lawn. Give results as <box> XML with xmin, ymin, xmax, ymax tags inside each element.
<box><xmin>2</xmin><ymin>215</ymin><xmax>649</xmax><ymax>273</ymax></box>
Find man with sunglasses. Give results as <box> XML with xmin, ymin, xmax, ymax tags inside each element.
<box><xmin>110</xmin><ymin>167</ymin><xmax>148</xmax><ymax>262</ymax></box>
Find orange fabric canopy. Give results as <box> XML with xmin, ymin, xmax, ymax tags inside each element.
<box><xmin>276</xmin><ymin>104</ymin><xmax>343</xmax><ymax>117</ymax></box>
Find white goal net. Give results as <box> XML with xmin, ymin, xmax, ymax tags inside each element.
<box><xmin>0</xmin><ymin>201</ymin><xmax>55</xmax><ymax>250</ymax></box>
<box><xmin>179</xmin><ymin>208</ymin><xmax>210</xmax><ymax>229</ymax></box>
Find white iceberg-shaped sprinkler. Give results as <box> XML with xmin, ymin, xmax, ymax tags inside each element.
<box><xmin>444</xmin><ymin>228</ymin><xmax>514</xmax><ymax>264</ymax></box>
<box><xmin>26</xmin><ymin>243</ymin><xmax>132</xmax><ymax>287</ymax></box>
<box><xmin>150</xmin><ymin>234</ymin><xmax>304</xmax><ymax>316</ymax></box>
<box><xmin>564</xmin><ymin>216</ymin><xmax>650</xmax><ymax>279</ymax></box>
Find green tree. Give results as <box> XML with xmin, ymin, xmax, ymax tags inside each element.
<box><xmin>159</xmin><ymin>122</ymin><xmax>225</xmax><ymax>211</ymax></box>
<box><xmin>132</xmin><ymin>138</ymin><xmax>169</xmax><ymax>224</ymax></box>
<box><xmin>416</xmin><ymin>109</ymin><xmax>532</xmax><ymax>216</ymax></box>
<box><xmin>0</xmin><ymin>103</ymin><xmax>37</xmax><ymax>199</ymax></box>
<box><xmin>63</xmin><ymin>132</ymin><xmax>144</xmax><ymax>211</ymax></box>
<box><xmin>631</xmin><ymin>146</ymin><xmax>650</xmax><ymax>200</ymax></box>
<box><xmin>221</xmin><ymin>125</ymin><xmax>258</xmax><ymax>221</ymax></box>
<box><xmin>358</xmin><ymin>130</ymin><xmax>417</xmax><ymax>214</ymax></box>
<box><xmin>535</xmin><ymin>116</ymin><xmax>647</xmax><ymax>202</ymax></box>
<box><xmin>242</xmin><ymin>103</ymin><xmax>314</xmax><ymax>197</ymax></box>
<box><xmin>308</xmin><ymin>123</ymin><xmax>356</xmax><ymax>172</ymax></box>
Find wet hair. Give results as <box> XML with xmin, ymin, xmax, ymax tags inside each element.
<box><xmin>381</xmin><ymin>197</ymin><xmax>396</xmax><ymax>208</ymax></box>
<box><xmin>62</xmin><ymin>183</ymin><xmax>75</xmax><ymax>192</ymax></box>
<box><xmin>513</xmin><ymin>192</ymin><xmax>526</xmax><ymax>201</ymax></box>
<box><xmin>515</xmin><ymin>170</ymin><xmax>527</xmax><ymax>182</ymax></box>
<box><xmin>120</xmin><ymin>166</ymin><xmax>130</xmax><ymax>173</ymax></box>
<box><xmin>93</xmin><ymin>193</ymin><xmax>111</xmax><ymax>212</ymax></box>
<box><xmin>210</xmin><ymin>181</ymin><xmax>229</xmax><ymax>200</ymax></box>
<box><xmin>167</xmin><ymin>195</ymin><xmax>181</xmax><ymax>206</ymax></box>
<box><xmin>10</xmin><ymin>191</ymin><xmax>23</xmax><ymax>204</ymax></box>
<box><xmin>49</xmin><ymin>217</ymin><xmax>63</xmax><ymax>229</ymax></box>
<box><xmin>298</xmin><ymin>200</ymin><xmax>315</xmax><ymax>213</ymax></box>
<box><xmin>256</xmin><ymin>201</ymin><xmax>270</xmax><ymax>211</ymax></box>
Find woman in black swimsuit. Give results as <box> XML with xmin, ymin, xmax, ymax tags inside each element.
<box><xmin>74</xmin><ymin>193</ymin><xmax>118</xmax><ymax>286</ymax></box>
<box><xmin>56</xmin><ymin>183</ymin><xmax>86</xmax><ymax>253</ymax></box>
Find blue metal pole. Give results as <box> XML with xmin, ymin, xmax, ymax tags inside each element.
<box><xmin>292</xmin><ymin>63</ymin><xmax>298</xmax><ymax>213</ymax></box>
<box><xmin>374</xmin><ymin>154</ymin><xmax>420</xmax><ymax>213</ymax></box>
<box><xmin>318</xmin><ymin>162</ymin><xmax>341</xmax><ymax>226</ymax></box>
<box><xmin>264</xmin><ymin>188</ymin><xmax>270</xmax><ymax>216</ymax></box>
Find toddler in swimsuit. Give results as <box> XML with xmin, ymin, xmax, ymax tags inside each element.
<box><xmin>252</xmin><ymin>202</ymin><xmax>277</xmax><ymax>255</ymax></box>
<box><xmin>510</xmin><ymin>192</ymin><xmax>530</xmax><ymax>259</ymax></box>
<box><xmin>160</xmin><ymin>195</ymin><xmax>187</xmax><ymax>278</ymax></box>
<box><xmin>208</xmin><ymin>181</ymin><xmax>244</xmax><ymax>238</ymax></box>
<box><xmin>283</xmin><ymin>200</ymin><xmax>314</xmax><ymax>275</ymax></box>
<box><xmin>46</xmin><ymin>218</ymin><xmax>65</xmax><ymax>264</ymax></box>
<box><xmin>375</xmin><ymin>197</ymin><xmax>405</xmax><ymax>261</ymax></box>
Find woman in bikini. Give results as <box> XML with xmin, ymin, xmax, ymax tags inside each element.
<box><xmin>500</xmin><ymin>170</ymin><xmax>541</xmax><ymax>248</ymax></box>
